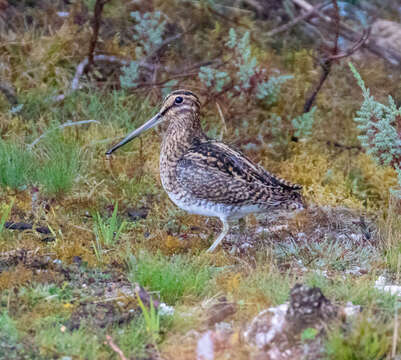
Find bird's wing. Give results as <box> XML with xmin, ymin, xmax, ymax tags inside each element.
<box><xmin>176</xmin><ymin>140</ymin><xmax>300</xmax><ymax>205</ymax></box>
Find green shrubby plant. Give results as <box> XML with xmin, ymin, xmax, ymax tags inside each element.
<box><xmin>198</xmin><ymin>67</ymin><xmax>229</xmax><ymax>93</ymax></box>
<box><xmin>349</xmin><ymin>63</ymin><xmax>401</xmax><ymax>198</ymax></box>
<box><xmin>198</xmin><ymin>28</ymin><xmax>292</xmax><ymax>105</ymax></box>
<box><xmin>291</xmin><ymin>106</ymin><xmax>316</xmax><ymax>139</ymax></box>
<box><xmin>120</xmin><ymin>11</ymin><xmax>168</xmax><ymax>89</ymax></box>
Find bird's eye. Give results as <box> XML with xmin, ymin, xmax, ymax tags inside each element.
<box><xmin>175</xmin><ymin>96</ymin><xmax>183</xmax><ymax>104</ymax></box>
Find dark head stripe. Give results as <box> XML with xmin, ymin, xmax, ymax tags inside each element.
<box><xmin>170</xmin><ymin>90</ymin><xmax>199</xmax><ymax>100</ymax></box>
<box><xmin>163</xmin><ymin>90</ymin><xmax>200</xmax><ymax>105</ymax></box>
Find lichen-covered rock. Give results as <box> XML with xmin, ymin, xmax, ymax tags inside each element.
<box><xmin>285</xmin><ymin>283</ymin><xmax>337</xmax><ymax>334</ymax></box>
<box><xmin>244</xmin><ymin>304</ymin><xmax>288</xmax><ymax>349</ymax></box>
<box><xmin>371</xmin><ymin>20</ymin><xmax>401</xmax><ymax>55</ymax></box>
<box><xmin>244</xmin><ymin>284</ymin><xmax>339</xmax><ymax>359</ymax></box>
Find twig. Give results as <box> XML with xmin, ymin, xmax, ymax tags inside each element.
<box><xmin>392</xmin><ymin>254</ymin><xmax>401</xmax><ymax>358</ymax></box>
<box><xmin>144</xmin><ymin>33</ymin><xmax>183</xmax><ymax>62</ymax></box>
<box><xmin>53</xmin><ymin>53</ymin><xmax>219</xmax><ymax>102</ymax></box>
<box><xmin>302</xmin><ymin>0</ymin><xmax>370</xmax><ymax>113</ymax></box>
<box><xmin>303</xmin><ymin>0</ymin><xmax>340</xmax><ymax>113</ymax></box>
<box><xmin>325</xmin><ymin>140</ymin><xmax>362</xmax><ymax>151</ymax></box>
<box><xmin>267</xmin><ymin>1</ymin><xmax>329</xmax><ymax>37</ymax></box>
<box><xmin>292</xmin><ymin>0</ymin><xmax>401</xmax><ymax>65</ymax></box>
<box><xmin>52</xmin><ymin>54</ymin><xmax>130</xmax><ymax>102</ymax></box>
<box><xmin>292</xmin><ymin>0</ymin><xmax>331</xmax><ymax>21</ymax></box>
<box><xmin>85</xmin><ymin>0</ymin><xmax>111</xmax><ymax>74</ymax></box>
<box><xmin>331</xmin><ymin>0</ymin><xmax>340</xmax><ymax>56</ymax></box>
<box><xmin>28</xmin><ymin>120</ymin><xmax>100</xmax><ymax>149</ymax></box>
<box><xmin>303</xmin><ymin>60</ymin><xmax>331</xmax><ymax>113</ymax></box>
<box><xmin>326</xmin><ymin>28</ymin><xmax>370</xmax><ymax>61</ymax></box>
<box><xmin>105</xmin><ymin>335</ymin><xmax>128</xmax><ymax>360</ymax></box>
<box><xmin>216</xmin><ymin>102</ymin><xmax>227</xmax><ymax>139</ymax></box>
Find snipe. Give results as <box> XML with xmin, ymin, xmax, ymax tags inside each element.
<box><xmin>106</xmin><ymin>90</ymin><xmax>305</xmax><ymax>252</ymax></box>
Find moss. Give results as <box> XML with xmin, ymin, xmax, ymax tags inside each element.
<box><xmin>0</xmin><ymin>264</ymin><xmax>34</xmax><ymax>291</ymax></box>
<box><xmin>271</xmin><ymin>142</ymin><xmax>398</xmax><ymax>210</ymax></box>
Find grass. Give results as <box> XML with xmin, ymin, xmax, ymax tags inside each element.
<box><xmin>325</xmin><ymin>315</ymin><xmax>392</xmax><ymax>360</ymax></box>
<box><xmin>237</xmin><ymin>264</ymin><xmax>294</xmax><ymax>306</ymax></box>
<box><xmin>34</xmin><ymin>133</ymin><xmax>81</xmax><ymax>195</ymax></box>
<box><xmin>18</xmin><ymin>284</ymin><xmax>75</xmax><ymax>307</ymax></box>
<box><xmin>112</xmin><ymin>316</ymin><xmax>156</xmax><ymax>358</ymax></box>
<box><xmin>382</xmin><ymin>199</ymin><xmax>401</xmax><ymax>274</ymax></box>
<box><xmin>0</xmin><ymin>311</ymin><xmax>19</xmax><ymax>358</ymax></box>
<box><xmin>0</xmin><ymin>134</ymin><xmax>82</xmax><ymax>196</ymax></box>
<box><xmin>93</xmin><ymin>202</ymin><xmax>126</xmax><ymax>247</ymax></box>
<box><xmin>0</xmin><ymin>142</ymin><xmax>35</xmax><ymax>189</ymax></box>
<box><xmin>274</xmin><ymin>236</ymin><xmax>378</xmax><ymax>272</ymax></box>
<box><xmin>127</xmin><ymin>251</ymin><xmax>219</xmax><ymax>304</ymax></box>
<box><xmin>137</xmin><ymin>293</ymin><xmax>160</xmax><ymax>343</ymax></box>
<box><xmin>35</xmin><ymin>324</ymin><xmax>104</xmax><ymax>360</ymax></box>
<box><xmin>92</xmin><ymin>202</ymin><xmax>127</xmax><ymax>263</ymax></box>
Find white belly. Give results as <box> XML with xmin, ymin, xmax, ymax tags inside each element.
<box><xmin>167</xmin><ymin>191</ymin><xmax>264</xmax><ymax>220</ymax></box>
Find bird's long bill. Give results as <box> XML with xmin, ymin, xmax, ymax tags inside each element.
<box><xmin>105</xmin><ymin>113</ymin><xmax>162</xmax><ymax>155</ymax></box>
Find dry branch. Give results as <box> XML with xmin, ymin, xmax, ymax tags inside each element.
<box><xmin>267</xmin><ymin>1</ymin><xmax>329</xmax><ymax>37</ymax></box>
<box><xmin>28</xmin><ymin>120</ymin><xmax>100</xmax><ymax>149</ymax></box>
<box><xmin>53</xmin><ymin>53</ymin><xmax>220</xmax><ymax>102</ymax></box>
<box><xmin>302</xmin><ymin>0</ymin><xmax>370</xmax><ymax>113</ymax></box>
<box><xmin>52</xmin><ymin>54</ymin><xmax>130</xmax><ymax>102</ymax></box>
<box><xmin>105</xmin><ymin>335</ymin><xmax>128</xmax><ymax>360</ymax></box>
<box><xmin>303</xmin><ymin>0</ymin><xmax>339</xmax><ymax>113</ymax></box>
<box><xmin>85</xmin><ymin>0</ymin><xmax>111</xmax><ymax>74</ymax></box>
<box><xmin>291</xmin><ymin>0</ymin><xmax>401</xmax><ymax>66</ymax></box>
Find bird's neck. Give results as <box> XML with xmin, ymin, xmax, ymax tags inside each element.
<box><xmin>161</xmin><ymin>114</ymin><xmax>205</xmax><ymax>160</ymax></box>
<box><xmin>160</xmin><ymin>114</ymin><xmax>205</xmax><ymax>192</ymax></box>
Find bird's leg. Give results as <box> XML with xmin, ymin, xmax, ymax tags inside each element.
<box><xmin>206</xmin><ymin>218</ymin><xmax>230</xmax><ymax>253</ymax></box>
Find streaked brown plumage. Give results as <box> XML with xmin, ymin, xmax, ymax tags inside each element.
<box><xmin>106</xmin><ymin>90</ymin><xmax>305</xmax><ymax>252</ymax></box>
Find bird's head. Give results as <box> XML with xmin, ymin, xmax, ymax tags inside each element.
<box><xmin>106</xmin><ymin>90</ymin><xmax>201</xmax><ymax>155</ymax></box>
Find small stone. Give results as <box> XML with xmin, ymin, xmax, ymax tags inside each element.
<box><xmin>342</xmin><ymin>302</ymin><xmax>361</xmax><ymax>319</ymax></box>
<box><xmin>41</xmin><ymin>237</ymin><xmax>55</xmax><ymax>243</ymax></box>
<box><xmin>126</xmin><ymin>207</ymin><xmax>148</xmax><ymax>221</ymax></box>
<box><xmin>5</xmin><ymin>222</ymin><xmax>32</xmax><ymax>231</ymax></box>
<box><xmin>206</xmin><ymin>298</ymin><xmax>236</xmax><ymax>326</ymax></box>
<box><xmin>57</xmin><ymin>11</ymin><xmax>69</xmax><ymax>17</ymax></box>
<box><xmin>244</xmin><ymin>304</ymin><xmax>288</xmax><ymax>349</ymax></box>
<box><xmin>159</xmin><ymin>303</ymin><xmax>174</xmax><ymax>316</ymax></box>
<box><xmin>36</xmin><ymin>226</ymin><xmax>51</xmax><ymax>234</ymax></box>
<box><xmin>73</xmin><ymin>256</ymin><xmax>82</xmax><ymax>265</ymax></box>
<box><xmin>197</xmin><ymin>331</ymin><xmax>214</xmax><ymax>360</ymax></box>
<box><xmin>375</xmin><ymin>276</ymin><xmax>401</xmax><ymax>296</ymax></box>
